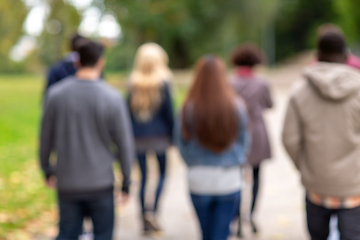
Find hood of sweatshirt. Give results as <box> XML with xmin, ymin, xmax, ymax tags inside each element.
<box><xmin>303</xmin><ymin>63</ymin><xmax>360</xmax><ymax>101</ymax></box>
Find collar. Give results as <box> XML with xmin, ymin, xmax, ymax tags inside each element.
<box><xmin>236</xmin><ymin>66</ymin><xmax>254</xmax><ymax>78</ymax></box>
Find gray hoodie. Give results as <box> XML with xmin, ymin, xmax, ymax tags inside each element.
<box><xmin>282</xmin><ymin>63</ymin><xmax>360</xmax><ymax>197</ymax></box>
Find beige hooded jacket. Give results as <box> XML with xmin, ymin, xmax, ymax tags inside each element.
<box><xmin>283</xmin><ymin>62</ymin><xmax>360</xmax><ymax>197</ymax></box>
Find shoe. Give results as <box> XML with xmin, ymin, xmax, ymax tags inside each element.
<box><xmin>143</xmin><ymin>213</ymin><xmax>159</xmax><ymax>232</ymax></box>
<box><xmin>250</xmin><ymin>219</ymin><xmax>258</xmax><ymax>233</ymax></box>
<box><xmin>151</xmin><ymin>215</ymin><xmax>162</xmax><ymax>233</ymax></box>
<box><xmin>237</xmin><ymin>221</ymin><xmax>243</xmax><ymax>238</ymax></box>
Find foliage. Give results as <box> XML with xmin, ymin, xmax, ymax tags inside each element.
<box><xmin>2</xmin><ymin>0</ymin><xmax>360</xmax><ymax>70</ymax></box>
<box><xmin>275</xmin><ymin>0</ymin><xmax>360</xmax><ymax>60</ymax></box>
<box><xmin>275</xmin><ymin>0</ymin><xmax>339</xmax><ymax>60</ymax></box>
<box><xmin>37</xmin><ymin>0</ymin><xmax>81</xmax><ymax>65</ymax></box>
<box><xmin>334</xmin><ymin>0</ymin><xmax>360</xmax><ymax>46</ymax></box>
<box><xmin>103</xmin><ymin>0</ymin><xmax>280</xmax><ymax>68</ymax></box>
<box><xmin>0</xmin><ymin>0</ymin><xmax>28</xmax><ymax>72</ymax></box>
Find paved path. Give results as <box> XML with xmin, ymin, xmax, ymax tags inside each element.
<box><xmin>35</xmin><ymin>63</ymin><xmax>315</xmax><ymax>240</ymax></box>
<box><xmin>114</xmin><ymin>66</ymin><xmax>310</xmax><ymax>240</ymax></box>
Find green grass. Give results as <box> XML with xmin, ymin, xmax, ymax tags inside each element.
<box><xmin>0</xmin><ymin>74</ymin><xmax>56</xmax><ymax>238</ymax></box>
<box><xmin>0</xmin><ymin>72</ymin><xmax>189</xmax><ymax>239</ymax></box>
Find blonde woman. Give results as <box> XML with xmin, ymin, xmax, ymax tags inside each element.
<box><xmin>128</xmin><ymin>43</ymin><xmax>174</xmax><ymax>234</ymax></box>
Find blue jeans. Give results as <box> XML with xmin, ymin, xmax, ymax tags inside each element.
<box><xmin>191</xmin><ymin>191</ymin><xmax>241</xmax><ymax>240</ymax></box>
<box><xmin>56</xmin><ymin>192</ymin><xmax>114</xmax><ymax>240</ymax></box>
<box><xmin>138</xmin><ymin>152</ymin><xmax>166</xmax><ymax>213</ymax></box>
<box><xmin>306</xmin><ymin>198</ymin><xmax>360</xmax><ymax>240</ymax></box>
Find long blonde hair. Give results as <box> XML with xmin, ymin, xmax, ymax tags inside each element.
<box><xmin>129</xmin><ymin>43</ymin><xmax>173</xmax><ymax>122</ymax></box>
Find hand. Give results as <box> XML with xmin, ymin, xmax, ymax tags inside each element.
<box><xmin>46</xmin><ymin>176</ymin><xmax>57</xmax><ymax>189</ymax></box>
<box><xmin>115</xmin><ymin>191</ymin><xmax>129</xmax><ymax>206</ymax></box>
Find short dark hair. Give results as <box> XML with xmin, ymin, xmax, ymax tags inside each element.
<box><xmin>230</xmin><ymin>43</ymin><xmax>265</xmax><ymax>67</ymax></box>
<box><xmin>318</xmin><ymin>32</ymin><xmax>347</xmax><ymax>55</ymax></box>
<box><xmin>78</xmin><ymin>41</ymin><xmax>104</xmax><ymax>67</ymax></box>
<box><xmin>70</xmin><ymin>33</ymin><xmax>88</xmax><ymax>52</ymax></box>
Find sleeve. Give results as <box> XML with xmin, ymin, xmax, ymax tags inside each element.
<box><xmin>46</xmin><ymin>68</ymin><xmax>59</xmax><ymax>92</ymax></box>
<box><xmin>162</xmin><ymin>84</ymin><xmax>175</xmax><ymax>140</ymax></box>
<box><xmin>39</xmin><ymin>96</ymin><xmax>56</xmax><ymax>179</ymax></box>
<box><xmin>109</xmin><ymin>96</ymin><xmax>136</xmax><ymax>194</ymax></box>
<box><xmin>237</xmin><ymin>102</ymin><xmax>252</xmax><ymax>162</ymax></box>
<box><xmin>262</xmin><ymin>82</ymin><xmax>273</xmax><ymax>109</ymax></box>
<box><xmin>282</xmin><ymin>97</ymin><xmax>303</xmax><ymax>169</ymax></box>
<box><xmin>173</xmin><ymin>113</ymin><xmax>192</xmax><ymax>166</ymax></box>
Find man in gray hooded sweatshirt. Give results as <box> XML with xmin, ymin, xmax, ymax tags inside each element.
<box><xmin>283</xmin><ymin>33</ymin><xmax>360</xmax><ymax>239</ymax></box>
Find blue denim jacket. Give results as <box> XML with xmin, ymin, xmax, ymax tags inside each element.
<box><xmin>174</xmin><ymin>99</ymin><xmax>251</xmax><ymax>167</ymax></box>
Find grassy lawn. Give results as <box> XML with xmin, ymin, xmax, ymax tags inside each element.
<box><xmin>0</xmin><ymin>72</ymin><xmax>189</xmax><ymax>239</ymax></box>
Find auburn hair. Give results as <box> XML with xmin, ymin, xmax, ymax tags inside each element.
<box><xmin>182</xmin><ymin>56</ymin><xmax>239</xmax><ymax>153</ymax></box>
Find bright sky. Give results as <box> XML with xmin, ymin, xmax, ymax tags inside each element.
<box><xmin>13</xmin><ymin>0</ymin><xmax>121</xmax><ymax>61</ymax></box>
<box><xmin>23</xmin><ymin>0</ymin><xmax>121</xmax><ymax>38</ymax></box>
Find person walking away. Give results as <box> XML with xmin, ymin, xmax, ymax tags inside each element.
<box><xmin>229</xmin><ymin>43</ymin><xmax>273</xmax><ymax>236</ymax></box>
<box><xmin>282</xmin><ymin>32</ymin><xmax>360</xmax><ymax>240</ymax></box>
<box><xmin>174</xmin><ymin>56</ymin><xmax>251</xmax><ymax>240</ymax></box>
<box><xmin>316</xmin><ymin>23</ymin><xmax>360</xmax><ymax>240</ymax></box>
<box><xmin>40</xmin><ymin>41</ymin><xmax>135</xmax><ymax>240</ymax></box>
<box><xmin>44</xmin><ymin>33</ymin><xmax>88</xmax><ymax>94</ymax></box>
<box><xmin>128</xmin><ymin>43</ymin><xmax>174</xmax><ymax>235</ymax></box>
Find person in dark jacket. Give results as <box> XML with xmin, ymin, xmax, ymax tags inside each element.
<box><xmin>229</xmin><ymin>43</ymin><xmax>273</xmax><ymax>236</ymax></box>
<box><xmin>128</xmin><ymin>43</ymin><xmax>174</xmax><ymax>235</ymax></box>
<box><xmin>44</xmin><ymin>33</ymin><xmax>88</xmax><ymax>94</ymax></box>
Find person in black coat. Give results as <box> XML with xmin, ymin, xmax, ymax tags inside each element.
<box><xmin>44</xmin><ymin>33</ymin><xmax>88</xmax><ymax>94</ymax></box>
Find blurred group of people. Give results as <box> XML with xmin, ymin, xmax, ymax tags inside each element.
<box><xmin>39</xmin><ymin>23</ymin><xmax>360</xmax><ymax>240</ymax></box>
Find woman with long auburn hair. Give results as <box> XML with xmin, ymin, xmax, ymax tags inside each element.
<box><xmin>174</xmin><ymin>56</ymin><xmax>251</xmax><ymax>240</ymax></box>
<box><xmin>128</xmin><ymin>43</ymin><xmax>174</xmax><ymax>235</ymax></box>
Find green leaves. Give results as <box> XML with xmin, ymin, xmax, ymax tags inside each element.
<box><xmin>0</xmin><ymin>0</ymin><xmax>28</xmax><ymax>72</ymax></box>
<box><xmin>103</xmin><ymin>0</ymin><xmax>281</xmax><ymax>68</ymax></box>
<box><xmin>37</xmin><ymin>0</ymin><xmax>81</xmax><ymax>65</ymax></box>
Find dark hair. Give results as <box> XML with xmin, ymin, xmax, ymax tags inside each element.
<box><xmin>230</xmin><ymin>43</ymin><xmax>265</xmax><ymax>67</ymax></box>
<box><xmin>78</xmin><ymin>41</ymin><xmax>104</xmax><ymax>67</ymax></box>
<box><xmin>318</xmin><ymin>32</ymin><xmax>347</xmax><ymax>55</ymax></box>
<box><xmin>70</xmin><ymin>33</ymin><xmax>88</xmax><ymax>52</ymax></box>
<box><xmin>182</xmin><ymin>56</ymin><xmax>239</xmax><ymax>153</ymax></box>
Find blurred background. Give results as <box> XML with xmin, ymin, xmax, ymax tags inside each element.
<box><xmin>1</xmin><ymin>0</ymin><xmax>360</xmax><ymax>73</ymax></box>
<box><xmin>1</xmin><ymin>0</ymin><xmax>360</xmax><ymax>239</ymax></box>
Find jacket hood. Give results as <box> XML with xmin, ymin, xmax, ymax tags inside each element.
<box><xmin>303</xmin><ymin>63</ymin><xmax>360</xmax><ymax>100</ymax></box>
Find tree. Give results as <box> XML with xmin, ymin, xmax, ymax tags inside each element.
<box><xmin>334</xmin><ymin>0</ymin><xmax>360</xmax><ymax>46</ymax></box>
<box><xmin>37</xmin><ymin>0</ymin><xmax>81</xmax><ymax>65</ymax></box>
<box><xmin>0</xmin><ymin>0</ymin><xmax>28</xmax><ymax>72</ymax></box>
<box><xmin>275</xmin><ymin>0</ymin><xmax>340</xmax><ymax>60</ymax></box>
<box><xmin>103</xmin><ymin>0</ymin><xmax>280</xmax><ymax>68</ymax></box>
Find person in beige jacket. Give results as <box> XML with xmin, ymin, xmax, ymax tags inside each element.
<box><xmin>282</xmin><ymin>32</ymin><xmax>360</xmax><ymax>239</ymax></box>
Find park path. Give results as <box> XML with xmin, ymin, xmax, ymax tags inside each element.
<box><xmin>33</xmin><ymin>58</ymin><xmax>314</xmax><ymax>240</ymax></box>
<box><xmin>113</xmin><ymin>62</ymin><xmax>310</xmax><ymax>240</ymax></box>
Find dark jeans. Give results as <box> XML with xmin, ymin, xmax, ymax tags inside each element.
<box><xmin>191</xmin><ymin>191</ymin><xmax>241</xmax><ymax>240</ymax></box>
<box><xmin>57</xmin><ymin>192</ymin><xmax>114</xmax><ymax>240</ymax></box>
<box><xmin>138</xmin><ymin>152</ymin><xmax>166</xmax><ymax>213</ymax></box>
<box><xmin>306</xmin><ymin>198</ymin><xmax>360</xmax><ymax>240</ymax></box>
